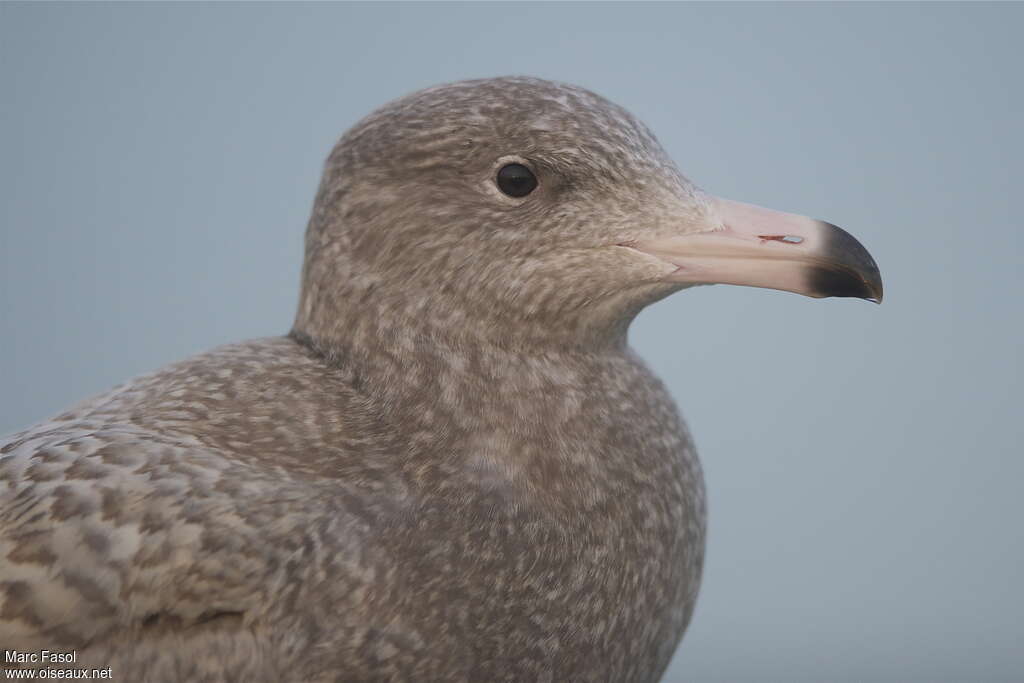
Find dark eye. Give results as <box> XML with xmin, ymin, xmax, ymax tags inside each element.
<box><xmin>495</xmin><ymin>163</ymin><xmax>538</xmax><ymax>198</ymax></box>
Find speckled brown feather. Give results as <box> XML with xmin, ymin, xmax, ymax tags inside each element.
<box><xmin>1</xmin><ymin>77</ymin><xmax>707</xmax><ymax>682</ymax></box>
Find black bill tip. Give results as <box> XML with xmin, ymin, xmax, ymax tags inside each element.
<box><xmin>808</xmin><ymin>221</ymin><xmax>884</xmax><ymax>303</ymax></box>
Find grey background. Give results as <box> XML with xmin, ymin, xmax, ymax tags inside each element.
<box><xmin>1</xmin><ymin>2</ymin><xmax>1021</xmax><ymax>681</ymax></box>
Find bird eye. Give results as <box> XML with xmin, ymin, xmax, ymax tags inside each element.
<box><xmin>495</xmin><ymin>163</ymin><xmax>538</xmax><ymax>198</ymax></box>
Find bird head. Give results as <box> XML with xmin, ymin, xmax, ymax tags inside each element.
<box><xmin>295</xmin><ymin>77</ymin><xmax>882</xmax><ymax>351</ymax></box>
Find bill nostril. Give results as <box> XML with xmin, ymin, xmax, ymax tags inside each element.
<box><xmin>759</xmin><ymin>235</ymin><xmax>804</xmax><ymax>244</ymax></box>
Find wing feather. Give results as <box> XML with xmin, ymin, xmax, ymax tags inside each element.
<box><xmin>0</xmin><ymin>421</ymin><xmax>366</xmax><ymax>654</ymax></box>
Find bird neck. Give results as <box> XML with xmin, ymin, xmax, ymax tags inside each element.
<box><xmin>290</xmin><ymin>300</ymin><xmax>629</xmax><ymax>388</ymax></box>
<box><xmin>291</xmin><ymin>270</ymin><xmax>644</xmax><ymax>357</ymax></box>
<box><xmin>288</xmin><ymin>279</ymin><xmax>647</xmax><ymax>445</ymax></box>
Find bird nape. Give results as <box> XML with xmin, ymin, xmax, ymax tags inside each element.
<box><xmin>1</xmin><ymin>76</ymin><xmax>881</xmax><ymax>682</ymax></box>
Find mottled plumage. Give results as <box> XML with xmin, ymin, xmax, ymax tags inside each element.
<box><xmin>1</xmin><ymin>77</ymin><xmax>880</xmax><ymax>681</ymax></box>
